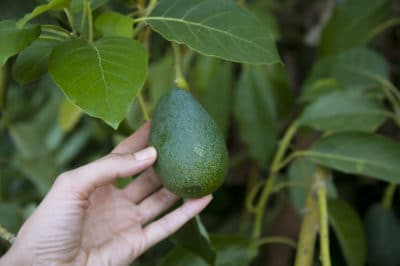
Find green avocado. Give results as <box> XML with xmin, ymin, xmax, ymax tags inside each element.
<box><xmin>149</xmin><ymin>88</ymin><xmax>228</xmax><ymax>198</ymax></box>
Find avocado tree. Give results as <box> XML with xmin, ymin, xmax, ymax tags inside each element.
<box><xmin>1</xmin><ymin>0</ymin><xmax>400</xmax><ymax>265</ymax></box>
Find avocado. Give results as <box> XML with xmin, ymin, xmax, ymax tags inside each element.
<box><xmin>149</xmin><ymin>88</ymin><xmax>228</xmax><ymax>198</ymax></box>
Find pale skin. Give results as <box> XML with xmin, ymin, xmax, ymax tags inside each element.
<box><xmin>0</xmin><ymin>122</ymin><xmax>212</xmax><ymax>266</ymax></box>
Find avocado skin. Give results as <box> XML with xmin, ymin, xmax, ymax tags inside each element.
<box><xmin>149</xmin><ymin>88</ymin><xmax>228</xmax><ymax>198</ymax></box>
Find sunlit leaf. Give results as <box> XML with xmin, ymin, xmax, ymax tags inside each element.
<box><xmin>49</xmin><ymin>37</ymin><xmax>148</xmax><ymax>128</ymax></box>
<box><xmin>145</xmin><ymin>0</ymin><xmax>280</xmax><ymax>64</ymax></box>
<box><xmin>95</xmin><ymin>11</ymin><xmax>134</xmax><ymax>38</ymax></box>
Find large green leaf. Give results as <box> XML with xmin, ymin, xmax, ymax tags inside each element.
<box><xmin>234</xmin><ymin>66</ymin><xmax>277</xmax><ymax>167</ymax></box>
<box><xmin>49</xmin><ymin>37</ymin><xmax>148</xmax><ymax>128</ymax></box>
<box><xmin>319</xmin><ymin>0</ymin><xmax>390</xmax><ymax>57</ymax></box>
<box><xmin>18</xmin><ymin>0</ymin><xmax>71</xmax><ymax>26</ymax></box>
<box><xmin>328</xmin><ymin>199</ymin><xmax>366</xmax><ymax>266</ymax></box>
<box><xmin>161</xmin><ymin>235</ymin><xmax>258</xmax><ymax>266</ymax></box>
<box><xmin>172</xmin><ymin>216</ymin><xmax>216</xmax><ymax>265</ymax></box>
<box><xmin>191</xmin><ymin>56</ymin><xmax>232</xmax><ymax>137</ymax></box>
<box><xmin>365</xmin><ymin>204</ymin><xmax>400</xmax><ymax>266</ymax></box>
<box><xmin>12</xmin><ymin>39</ymin><xmax>58</xmax><ymax>85</ymax></box>
<box><xmin>302</xmin><ymin>48</ymin><xmax>389</xmax><ymax>101</ymax></box>
<box><xmin>0</xmin><ymin>20</ymin><xmax>40</xmax><ymax>65</ymax></box>
<box><xmin>297</xmin><ymin>90</ymin><xmax>387</xmax><ymax>132</ymax></box>
<box><xmin>303</xmin><ymin>132</ymin><xmax>400</xmax><ymax>183</ymax></box>
<box><xmin>145</xmin><ymin>0</ymin><xmax>280</xmax><ymax>65</ymax></box>
<box><xmin>95</xmin><ymin>11</ymin><xmax>134</xmax><ymax>38</ymax></box>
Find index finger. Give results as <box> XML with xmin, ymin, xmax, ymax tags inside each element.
<box><xmin>112</xmin><ymin>121</ymin><xmax>151</xmax><ymax>154</ymax></box>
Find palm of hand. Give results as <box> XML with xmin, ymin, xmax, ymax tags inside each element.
<box><xmin>4</xmin><ymin>123</ymin><xmax>212</xmax><ymax>266</ymax></box>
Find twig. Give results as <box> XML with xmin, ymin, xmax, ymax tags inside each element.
<box><xmin>0</xmin><ymin>224</ymin><xmax>15</xmax><ymax>245</ymax></box>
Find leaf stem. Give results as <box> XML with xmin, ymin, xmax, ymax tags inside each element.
<box><xmin>382</xmin><ymin>183</ymin><xmax>397</xmax><ymax>210</ymax></box>
<box><xmin>246</xmin><ymin>180</ymin><xmax>264</xmax><ymax>213</ymax></box>
<box><xmin>138</xmin><ymin>92</ymin><xmax>150</xmax><ymax>121</ymax></box>
<box><xmin>0</xmin><ymin>224</ymin><xmax>15</xmax><ymax>245</ymax></box>
<box><xmin>41</xmin><ymin>27</ymin><xmax>70</xmax><ymax>39</ymax></box>
<box><xmin>172</xmin><ymin>43</ymin><xmax>189</xmax><ymax>90</ymax></box>
<box><xmin>39</xmin><ymin>35</ymin><xmax>65</xmax><ymax>42</ymax></box>
<box><xmin>252</xmin><ymin>123</ymin><xmax>298</xmax><ymax>238</ymax></box>
<box><xmin>81</xmin><ymin>0</ymin><xmax>87</xmax><ymax>37</ymax></box>
<box><xmin>369</xmin><ymin>18</ymin><xmax>400</xmax><ymax>40</ymax></box>
<box><xmin>63</xmin><ymin>8</ymin><xmax>76</xmax><ymax>36</ymax></box>
<box><xmin>294</xmin><ymin>176</ymin><xmax>319</xmax><ymax>266</ymax></box>
<box><xmin>252</xmin><ymin>236</ymin><xmax>297</xmax><ymax>249</ymax></box>
<box><xmin>145</xmin><ymin>0</ymin><xmax>158</xmax><ymax>16</ymax></box>
<box><xmin>315</xmin><ymin>167</ymin><xmax>331</xmax><ymax>266</ymax></box>
<box><xmin>87</xmin><ymin>1</ymin><xmax>94</xmax><ymax>43</ymax></box>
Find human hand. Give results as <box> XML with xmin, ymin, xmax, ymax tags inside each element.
<box><xmin>0</xmin><ymin>122</ymin><xmax>212</xmax><ymax>266</ymax></box>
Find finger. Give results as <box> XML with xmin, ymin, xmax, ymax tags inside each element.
<box><xmin>57</xmin><ymin>147</ymin><xmax>157</xmax><ymax>194</ymax></box>
<box><xmin>138</xmin><ymin>188</ymin><xmax>179</xmax><ymax>224</ymax></box>
<box><xmin>142</xmin><ymin>195</ymin><xmax>212</xmax><ymax>250</ymax></box>
<box><xmin>112</xmin><ymin>121</ymin><xmax>151</xmax><ymax>154</ymax></box>
<box><xmin>122</xmin><ymin>168</ymin><xmax>162</xmax><ymax>203</ymax></box>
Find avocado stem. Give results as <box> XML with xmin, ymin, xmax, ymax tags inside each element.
<box><xmin>172</xmin><ymin>43</ymin><xmax>189</xmax><ymax>91</ymax></box>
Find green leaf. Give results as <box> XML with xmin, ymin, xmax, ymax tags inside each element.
<box><xmin>18</xmin><ymin>0</ymin><xmax>71</xmax><ymax>26</ymax></box>
<box><xmin>0</xmin><ymin>20</ymin><xmax>40</xmax><ymax>65</ymax></box>
<box><xmin>297</xmin><ymin>90</ymin><xmax>387</xmax><ymax>132</ymax></box>
<box><xmin>303</xmin><ymin>132</ymin><xmax>400</xmax><ymax>183</ymax></box>
<box><xmin>328</xmin><ymin>199</ymin><xmax>366</xmax><ymax>266</ymax></box>
<box><xmin>49</xmin><ymin>37</ymin><xmax>148</xmax><ymax>129</ymax></box>
<box><xmin>145</xmin><ymin>0</ymin><xmax>280</xmax><ymax>65</ymax></box>
<box><xmin>95</xmin><ymin>11</ymin><xmax>134</xmax><ymax>38</ymax></box>
<box><xmin>12</xmin><ymin>39</ymin><xmax>58</xmax><ymax>85</ymax></box>
<box><xmin>172</xmin><ymin>216</ymin><xmax>216</xmax><ymax>265</ymax></box>
<box><xmin>58</xmin><ymin>99</ymin><xmax>83</xmax><ymax>132</ymax></box>
<box><xmin>234</xmin><ymin>66</ymin><xmax>277</xmax><ymax>167</ymax></box>
<box><xmin>302</xmin><ymin>48</ymin><xmax>389</xmax><ymax>101</ymax></box>
<box><xmin>191</xmin><ymin>56</ymin><xmax>233</xmax><ymax>137</ymax></box>
<box><xmin>365</xmin><ymin>204</ymin><xmax>400</xmax><ymax>266</ymax></box>
<box><xmin>288</xmin><ymin>157</ymin><xmax>337</xmax><ymax>212</ymax></box>
<box><xmin>319</xmin><ymin>0</ymin><xmax>390</xmax><ymax>57</ymax></box>
<box><xmin>161</xmin><ymin>235</ymin><xmax>258</xmax><ymax>266</ymax></box>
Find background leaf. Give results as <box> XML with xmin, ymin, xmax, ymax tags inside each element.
<box><xmin>302</xmin><ymin>48</ymin><xmax>389</xmax><ymax>101</ymax></box>
<box><xmin>288</xmin><ymin>157</ymin><xmax>337</xmax><ymax>212</ymax></box>
<box><xmin>95</xmin><ymin>11</ymin><xmax>134</xmax><ymax>38</ymax></box>
<box><xmin>146</xmin><ymin>0</ymin><xmax>280</xmax><ymax>64</ymax></box>
<box><xmin>49</xmin><ymin>37</ymin><xmax>148</xmax><ymax>128</ymax></box>
<box><xmin>234</xmin><ymin>66</ymin><xmax>277</xmax><ymax>167</ymax></box>
<box><xmin>328</xmin><ymin>199</ymin><xmax>366</xmax><ymax>266</ymax></box>
<box><xmin>0</xmin><ymin>20</ymin><xmax>40</xmax><ymax>65</ymax></box>
<box><xmin>319</xmin><ymin>0</ymin><xmax>390</xmax><ymax>57</ymax></box>
<box><xmin>12</xmin><ymin>39</ymin><xmax>58</xmax><ymax>85</ymax></box>
<box><xmin>58</xmin><ymin>99</ymin><xmax>83</xmax><ymax>133</ymax></box>
<box><xmin>18</xmin><ymin>0</ymin><xmax>71</xmax><ymax>26</ymax></box>
<box><xmin>365</xmin><ymin>204</ymin><xmax>400</xmax><ymax>266</ymax></box>
<box><xmin>161</xmin><ymin>235</ymin><xmax>257</xmax><ymax>266</ymax></box>
<box><xmin>172</xmin><ymin>216</ymin><xmax>216</xmax><ymax>265</ymax></box>
<box><xmin>191</xmin><ymin>56</ymin><xmax>233</xmax><ymax>137</ymax></box>
<box><xmin>304</xmin><ymin>132</ymin><xmax>400</xmax><ymax>183</ymax></box>
<box><xmin>297</xmin><ymin>90</ymin><xmax>387</xmax><ymax>132</ymax></box>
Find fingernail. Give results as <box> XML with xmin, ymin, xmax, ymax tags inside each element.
<box><xmin>134</xmin><ymin>147</ymin><xmax>156</xmax><ymax>160</ymax></box>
